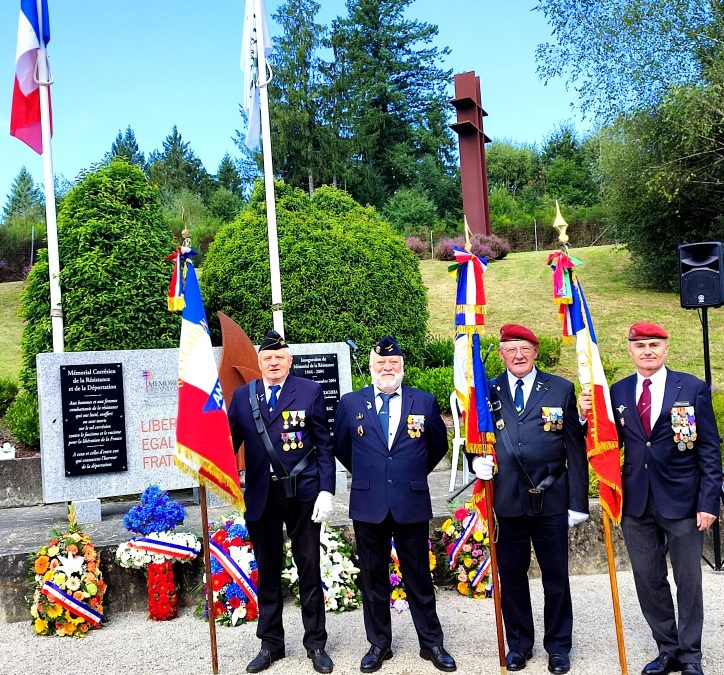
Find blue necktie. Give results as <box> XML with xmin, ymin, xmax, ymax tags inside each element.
<box><xmin>378</xmin><ymin>392</ymin><xmax>397</xmax><ymax>443</ymax></box>
<box><xmin>268</xmin><ymin>384</ymin><xmax>281</xmax><ymax>412</ymax></box>
<box><xmin>514</xmin><ymin>379</ymin><xmax>524</xmax><ymax>415</ymax></box>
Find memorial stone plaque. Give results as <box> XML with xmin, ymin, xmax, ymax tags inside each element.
<box><xmin>292</xmin><ymin>353</ymin><xmax>340</xmax><ymax>433</ymax></box>
<box><xmin>60</xmin><ymin>363</ymin><xmax>128</xmax><ymax>476</ymax></box>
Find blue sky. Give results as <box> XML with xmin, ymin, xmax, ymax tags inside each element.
<box><xmin>0</xmin><ymin>0</ymin><xmax>585</xmax><ymax>207</ymax></box>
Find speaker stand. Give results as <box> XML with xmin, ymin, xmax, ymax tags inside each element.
<box><xmin>700</xmin><ymin>307</ymin><xmax>723</xmax><ymax>571</ymax></box>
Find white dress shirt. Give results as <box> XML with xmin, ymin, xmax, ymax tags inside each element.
<box><xmin>506</xmin><ymin>367</ymin><xmax>538</xmax><ymax>410</ymax></box>
<box><xmin>374</xmin><ymin>386</ymin><xmax>402</xmax><ymax>449</ymax></box>
<box><xmin>636</xmin><ymin>366</ymin><xmax>667</xmax><ymax>428</ymax></box>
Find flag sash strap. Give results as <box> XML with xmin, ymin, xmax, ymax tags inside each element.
<box><xmin>471</xmin><ymin>554</ymin><xmax>491</xmax><ymax>586</ymax></box>
<box><xmin>390</xmin><ymin>540</ymin><xmax>399</xmax><ymax>567</ymax></box>
<box><xmin>448</xmin><ymin>511</ymin><xmax>479</xmax><ymax>570</ymax></box>
<box><xmin>41</xmin><ymin>581</ymin><xmax>103</xmax><ymax>626</ymax></box>
<box><xmin>209</xmin><ymin>540</ymin><xmax>257</xmax><ymax>605</ymax></box>
<box><xmin>128</xmin><ymin>536</ymin><xmax>198</xmax><ymax>560</ymax></box>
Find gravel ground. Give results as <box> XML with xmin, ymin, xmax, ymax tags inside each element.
<box><xmin>2</xmin><ymin>567</ymin><xmax>723</xmax><ymax>675</ymax></box>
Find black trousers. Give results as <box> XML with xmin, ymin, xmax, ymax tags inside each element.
<box><xmin>621</xmin><ymin>497</ymin><xmax>704</xmax><ymax>665</ymax></box>
<box><xmin>247</xmin><ymin>481</ymin><xmax>326</xmax><ymax>653</ymax></box>
<box><xmin>353</xmin><ymin>513</ymin><xmax>444</xmax><ymax>650</ymax></box>
<box><xmin>496</xmin><ymin>512</ymin><xmax>572</xmax><ymax>655</ymax></box>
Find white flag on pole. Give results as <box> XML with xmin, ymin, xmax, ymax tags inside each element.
<box><xmin>241</xmin><ymin>0</ymin><xmax>273</xmax><ymax>150</ymax></box>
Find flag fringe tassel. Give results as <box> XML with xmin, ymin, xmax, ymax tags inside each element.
<box><xmin>174</xmin><ymin>443</ymin><xmax>245</xmax><ymax>512</ymax></box>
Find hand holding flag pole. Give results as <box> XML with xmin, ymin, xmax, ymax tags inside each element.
<box><xmin>547</xmin><ymin>202</ymin><xmax>627</xmax><ymax>674</ymax></box>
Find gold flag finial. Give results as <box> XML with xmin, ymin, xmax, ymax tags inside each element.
<box><xmin>553</xmin><ymin>200</ymin><xmax>569</xmax><ymax>244</ymax></box>
<box><xmin>463</xmin><ymin>215</ymin><xmax>472</xmax><ymax>251</ymax></box>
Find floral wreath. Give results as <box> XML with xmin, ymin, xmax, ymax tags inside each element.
<box><xmin>115</xmin><ymin>486</ymin><xmax>200</xmax><ymax>620</ymax></box>
<box><xmin>28</xmin><ymin>509</ymin><xmax>106</xmax><ymax>637</ymax></box>
<box><xmin>438</xmin><ymin>505</ymin><xmax>492</xmax><ymax>599</ymax></box>
<box><xmin>283</xmin><ymin>523</ymin><xmax>362</xmax><ymax>613</ymax></box>
<box><xmin>389</xmin><ymin>538</ymin><xmax>437</xmax><ymax>613</ymax></box>
<box><xmin>197</xmin><ymin>513</ymin><xmax>259</xmax><ymax>626</ymax></box>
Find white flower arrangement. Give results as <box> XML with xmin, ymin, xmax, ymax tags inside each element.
<box><xmin>282</xmin><ymin>523</ymin><xmax>362</xmax><ymax>613</ymax></box>
<box><xmin>115</xmin><ymin>531</ymin><xmax>201</xmax><ymax>569</ymax></box>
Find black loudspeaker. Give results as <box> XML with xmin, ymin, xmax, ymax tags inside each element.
<box><xmin>678</xmin><ymin>242</ymin><xmax>724</xmax><ymax>309</ymax></box>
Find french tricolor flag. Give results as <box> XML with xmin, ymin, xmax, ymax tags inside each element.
<box><xmin>10</xmin><ymin>0</ymin><xmax>52</xmax><ymax>154</ymax></box>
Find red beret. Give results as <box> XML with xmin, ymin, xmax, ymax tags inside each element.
<box><xmin>628</xmin><ymin>322</ymin><xmax>669</xmax><ymax>341</ymax></box>
<box><xmin>500</xmin><ymin>323</ymin><xmax>539</xmax><ymax>345</ymax></box>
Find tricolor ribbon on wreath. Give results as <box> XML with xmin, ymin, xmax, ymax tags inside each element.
<box><xmin>447</xmin><ymin>510</ymin><xmax>479</xmax><ymax>570</ymax></box>
<box><xmin>470</xmin><ymin>553</ymin><xmax>492</xmax><ymax>588</ymax></box>
<box><xmin>209</xmin><ymin>540</ymin><xmax>258</xmax><ymax>607</ymax></box>
<box><xmin>41</xmin><ymin>581</ymin><xmax>103</xmax><ymax>627</ymax></box>
<box><xmin>128</xmin><ymin>536</ymin><xmax>199</xmax><ymax>561</ymax></box>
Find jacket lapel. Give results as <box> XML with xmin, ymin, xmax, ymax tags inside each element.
<box><xmin>492</xmin><ymin>375</ymin><xmax>516</xmax><ymax>417</ymax></box>
<box><xmin>363</xmin><ymin>387</ymin><xmax>387</xmax><ymax>446</ymax></box>
<box><xmin>654</xmin><ymin>369</ymin><xmax>680</xmax><ymax>434</ymax></box>
<box><xmin>520</xmin><ymin>372</ymin><xmax>549</xmax><ymax>420</ymax></box>
<box><xmin>624</xmin><ymin>374</ymin><xmax>646</xmax><ymax>438</ymax></box>
<box><xmin>269</xmin><ymin>377</ymin><xmax>297</xmax><ymax>425</ymax></box>
<box><xmin>391</xmin><ymin>386</ymin><xmax>413</xmax><ymax>448</ymax></box>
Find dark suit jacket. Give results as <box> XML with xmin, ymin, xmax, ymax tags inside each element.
<box><xmin>611</xmin><ymin>368</ymin><xmax>722</xmax><ymax>519</ymax></box>
<box><xmin>485</xmin><ymin>370</ymin><xmax>589</xmax><ymax>517</ymax></box>
<box><xmin>228</xmin><ymin>375</ymin><xmax>336</xmax><ymax>522</ymax></box>
<box><xmin>333</xmin><ymin>385</ymin><xmax>448</xmax><ymax>524</ymax></box>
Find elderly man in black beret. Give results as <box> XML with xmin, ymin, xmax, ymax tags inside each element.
<box><xmin>228</xmin><ymin>330</ymin><xmax>336</xmax><ymax>674</ymax></box>
<box><xmin>334</xmin><ymin>336</ymin><xmax>456</xmax><ymax>673</ymax></box>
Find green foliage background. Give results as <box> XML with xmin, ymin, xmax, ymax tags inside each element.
<box><xmin>201</xmin><ymin>181</ymin><xmax>429</xmax><ymax>363</ymax></box>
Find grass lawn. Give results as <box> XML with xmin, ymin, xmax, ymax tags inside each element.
<box><xmin>1</xmin><ymin>244</ymin><xmax>723</xmax><ymax>388</ymax></box>
<box><xmin>421</xmin><ymin>244</ymin><xmax>724</xmax><ymax>387</ymax></box>
<box><xmin>0</xmin><ymin>282</ymin><xmax>23</xmax><ymax>381</ymax></box>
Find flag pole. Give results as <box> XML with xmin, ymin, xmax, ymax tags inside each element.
<box><xmin>199</xmin><ymin>484</ymin><xmax>220</xmax><ymax>674</ymax></box>
<box><xmin>253</xmin><ymin>0</ymin><xmax>284</xmax><ymax>336</ymax></box>
<box><xmin>35</xmin><ymin>0</ymin><xmax>63</xmax><ymax>352</ymax></box>
<box><xmin>484</xmin><ymin>481</ymin><xmax>507</xmax><ymax>674</ymax></box>
<box><xmin>552</xmin><ymin>203</ymin><xmax>627</xmax><ymax>674</ymax></box>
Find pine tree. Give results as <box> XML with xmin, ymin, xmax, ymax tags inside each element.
<box><xmin>1</xmin><ymin>167</ymin><xmax>44</xmax><ymax>223</ymax></box>
<box><xmin>216</xmin><ymin>153</ymin><xmax>244</xmax><ymax>196</ymax></box>
<box><xmin>108</xmin><ymin>126</ymin><xmax>146</xmax><ymax>169</ymax></box>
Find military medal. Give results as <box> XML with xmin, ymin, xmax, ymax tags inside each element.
<box><xmin>297</xmin><ymin>432</ymin><xmax>304</xmax><ymax>449</ymax></box>
<box><xmin>407</xmin><ymin>414</ymin><xmax>425</xmax><ymax>439</ymax></box>
<box><xmin>282</xmin><ymin>411</ymin><xmax>290</xmax><ymax>430</ymax></box>
<box><xmin>671</xmin><ymin>404</ymin><xmax>696</xmax><ymax>451</ymax></box>
<box><xmin>298</xmin><ymin>411</ymin><xmax>306</xmax><ymax>427</ymax></box>
<box><xmin>289</xmin><ymin>411</ymin><xmax>298</xmax><ymax>427</ymax></box>
<box><xmin>544</xmin><ymin>423</ymin><xmax>551</xmax><ymax>431</ymax></box>
<box><xmin>542</xmin><ymin>407</ymin><xmax>563</xmax><ymax>431</ymax></box>
<box><xmin>282</xmin><ymin>433</ymin><xmax>291</xmax><ymax>452</ymax></box>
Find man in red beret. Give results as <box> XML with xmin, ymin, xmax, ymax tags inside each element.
<box><xmin>580</xmin><ymin>322</ymin><xmax>722</xmax><ymax>675</ymax></box>
<box><xmin>468</xmin><ymin>324</ymin><xmax>589</xmax><ymax>674</ymax></box>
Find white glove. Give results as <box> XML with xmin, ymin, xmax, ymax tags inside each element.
<box><xmin>472</xmin><ymin>455</ymin><xmax>495</xmax><ymax>481</ymax></box>
<box><xmin>568</xmin><ymin>510</ymin><xmax>589</xmax><ymax>527</ymax></box>
<box><xmin>311</xmin><ymin>491</ymin><xmax>334</xmax><ymax>523</ymax></box>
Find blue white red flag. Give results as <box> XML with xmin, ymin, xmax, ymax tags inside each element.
<box><xmin>167</xmin><ymin>247</ymin><xmax>244</xmax><ymax>510</ymax></box>
<box><xmin>547</xmin><ymin>250</ymin><xmax>623</xmax><ymax>523</ymax></box>
<box><xmin>11</xmin><ymin>0</ymin><xmax>52</xmax><ymax>153</ymax></box>
<box><xmin>241</xmin><ymin>0</ymin><xmax>273</xmax><ymax>150</ymax></box>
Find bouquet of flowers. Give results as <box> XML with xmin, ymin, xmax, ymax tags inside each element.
<box><xmin>438</xmin><ymin>505</ymin><xmax>492</xmax><ymax>599</ymax></box>
<box><xmin>389</xmin><ymin>538</ymin><xmax>437</xmax><ymax>613</ymax></box>
<box><xmin>115</xmin><ymin>486</ymin><xmax>200</xmax><ymax>620</ymax></box>
<box><xmin>197</xmin><ymin>513</ymin><xmax>259</xmax><ymax>627</ymax></box>
<box><xmin>283</xmin><ymin>523</ymin><xmax>362</xmax><ymax>613</ymax></box>
<box><xmin>28</xmin><ymin>509</ymin><xmax>106</xmax><ymax>637</ymax></box>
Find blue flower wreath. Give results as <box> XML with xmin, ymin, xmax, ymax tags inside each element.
<box><xmin>122</xmin><ymin>485</ymin><xmax>186</xmax><ymax>534</ymax></box>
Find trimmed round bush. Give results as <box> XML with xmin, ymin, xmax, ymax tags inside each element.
<box><xmin>10</xmin><ymin>160</ymin><xmax>178</xmax><ymax>446</ymax></box>
<box><xmin>201</xmin><ymin>182</ymin><xmax>428</xmax><ymax>363</ymax></box>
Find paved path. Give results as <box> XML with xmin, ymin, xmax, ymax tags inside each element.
<box><xmin>3</xmin><ymin>566</ymin><xmax>724</xmax><ymax>675</ymax></box>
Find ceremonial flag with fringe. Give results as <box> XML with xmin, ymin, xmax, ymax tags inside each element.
<box><xmin>167</xmin><ymin>247</ymin><xmax>244</xmax><ymax>510</ymax></box>
<box><xmin>11</xmin><ymin>0</ymin><xmax>52</xmax><ymax>153</ymax></box>
<box><xmin>450</xmin><ymin>245</ymin><xmax>496</xmax><ymax>517</ymax></box>
<box><xmin>241</xmin><ymin>0</ymin><xmax>272</xmax><ymax>150</ymax></box>
<box><xmin>547</xmin><ymin>250</ymin><xmax>623</xmax><ymax>523</ymax></box>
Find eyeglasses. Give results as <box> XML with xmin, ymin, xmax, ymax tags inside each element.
<box><xmin>501</xmin><ymin>346</ymin><xmax>534</xmax><ymax>356</ymax></box>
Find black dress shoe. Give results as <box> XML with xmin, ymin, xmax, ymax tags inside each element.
<box><xmin>360</xmin><ymin>646</ymin><xmax>392</xmax><ymax>673</ymax></box>
<box><xmin>643</xmin><ymin>653</ymin><xmax>682</xmax><ymax>675</ymax></box>
<box><xmin>246</xmin><ymin>648</ymin><xmax>285</xmax><ymax>673</ymax></box>
<box><xmin>307</xmin><ymin>648</ymin><xmax>333</xmax><ymax>674</ymax></box>
<box><xmin>420</xmin><ymin>645</ymin><xmax>457</xmax><ymax>672</ymax></box>
<box><xmin>681</xmin><ymin>665</ymin><xmax>703</xmax><ymax>675</ymax></box>
<box><xmin>548</xmin><ymin>653</ymin><xmax>571</xmax><ymax>674</ymax></box>
<box><xmin>506</xmin><ymin>650</ymin><xmax>533</xmax><ymax>671</ymax></box>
